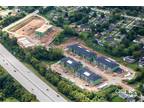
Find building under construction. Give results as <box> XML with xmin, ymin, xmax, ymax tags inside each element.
<box><xmin>35</xmin><ymin>24</ymin><xmax>53</xmax><ymax>37</ymax></box>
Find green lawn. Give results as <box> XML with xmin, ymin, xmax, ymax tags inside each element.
<box><xmin>4</xmin><ymin>97</ymin><xmax>18</xmax><ymax>102</ymax></box>
<box><xmin>112</xmin><ymin>96</ymin><xmax>126</xmax><ymax>102</ymax></box>
<box><xmin>41</xmin><ymin>60</ymin><xmax>57</xmax><ymax>66</ymax></box>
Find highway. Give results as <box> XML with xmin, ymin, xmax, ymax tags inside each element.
<box><xmin>0</xmin><ymin>43</ymin><xmax>67</xmax><ymax>102</ymax></box>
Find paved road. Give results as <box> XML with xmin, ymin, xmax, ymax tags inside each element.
<box><xmin>0</xmin><ymin>43</ymin><xmax>67</xmax><ymax>102</ymax></box>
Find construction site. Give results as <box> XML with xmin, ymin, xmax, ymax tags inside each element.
<box><xmin>51</xmin><ymin>38</ymin><xmax>136</xmax><ymax>92</ymax></box>
<box><xmin>4</xmin><ymin>13</ymin><xmax>61</xmax><ymax>48</ymax></box>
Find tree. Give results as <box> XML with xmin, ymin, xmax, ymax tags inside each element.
<box><xmin>71</xmin><ymin>91</ymin><xmax>90</xmax><ymax>102</ymax></box>
<box><xmin>68</xmin><ymin>11</ymin><xmax>83</xmax><ymax>23</ymax></box>
<box><xmin>19</xmin><ymin>6</ymin><xmax>39</xmax><ymax>13</ymax></box>
<box><xmin>0</xmin><ymin>92</ymin><xmax>4</xmax><ymax>101</ymax></box>
<box><xmin>132</xmin><ymin>51</ymin><xmax>142</xmax><ymax>59</ymax></box>
<box><xmin>63</xmin><ymin>25</ymin><xmax>77</xmax><ymax>36</ymax></box>
<box><xmin>56</xmin><ymin>16</ymin><xmax>64</xmax><ymax>26</ymax></box>
<box><xmin>30</xmin><ymin>46</ymin><xmax>63</xmax><ymax>61</ymax></box>
<box><xmin>79</xmin><ymin>32</ymin><xmax>92</xmax><ymax>41</ymax></box>
<box><xmin>120</xmin><ymin>28</ymin><xmax>127</xmax><ymax>34</ymax></box>
<box><xmin>53</xmin><ymin>26</ymin><xmax>77</xmax><ymax>45</ymax></box>
<box><xmin>0</xmin><ymin>66</ymin><xmax>37</xmax><ymax>102</ymax></box>
<box><xmin>1</xmin><ymin>31</ymin><xmax>128</xmax><ymax>102</ymax></box>
<box><xmin>39</xmin><ymin>6</ymin><xmax>54</xmax><ymax>14</ymax></box>
<box><xmin>21</xmin><ymin>93</ymin><xmax>36</xmax><ymax>102</ymax></box>
<box><xmin>109</xmin><ymin>13</ymin><xmax>122</xmax><ymax>23</ymax></box>
<box><xmin>58</xmin><ymin>80</ymin><xmax>74</xmax><ymax>96</ymax></box>
<box><xmin>100</xmin><ymin>13</ymin><xmax>105</xmax><ymax>18</ymax></box>
<box><xmin>0</xmin><ymin>12</ymin><xmax>26</xmax><ymax>27</ymax></box>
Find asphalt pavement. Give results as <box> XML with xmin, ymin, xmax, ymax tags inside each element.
<box><xmin>0</xmin><ymin>43</ymin><xmax>67</xmax><ymax>102</ymax></box>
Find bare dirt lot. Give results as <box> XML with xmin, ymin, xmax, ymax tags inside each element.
<box><xmin>64</xmin><ymin>52</ymin><xmax>134</xmax><ymax>91</ymax></box>
<box><xmin>40</xmin><ymin>27</ymin><xmax>62</xmax><ymax>47</ymax></box>
<box><xmin>7</xmin><ymin>15</ymin><xmax>61</xmax><ymax>47</ymax></box>
<box><xmin>10</xmin><ymin>16</ymin><xmax>45</xmax><ymax>38</ymax></box>
<box><xmin>54</xmin><ymin>38</ymin><xmax>135</xmax><ymax>91</ymax></box>
<box><xmin>51</xmin><ymin>63</ymin><xmax>100</xmax><ymax>92</ymax></box>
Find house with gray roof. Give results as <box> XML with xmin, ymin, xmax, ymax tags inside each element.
<box><xmin>138</xmin><ymin>57</ymin><xmax>144</xmax><ymax>68</ymax></box>
<box><xmin>95</xmin><ymin>56</ymin><xmax>120</xmax><ymax>72</ymax></box>
<box><xmin>76</xmin><ymin>68</ymin><xmax>102</xmax><ymax>85</ymax></box>
<box><xmin>60</xmin><ymin>57</ymin><xmax>82</xmax><ymax>72</ymax></box>
<box><xmin>123</xmin><ymin>56</ymin><xmax>136</xmax><ymax>64</ymax></box>
<box><xmin>67</xmin><ymin>44</ymin><xmax>97</xmax><ymax>63</ymax></box>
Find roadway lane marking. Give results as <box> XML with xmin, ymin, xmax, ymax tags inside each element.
<box><xmin>0</xmin><ymin>53</ymin><xmax>55</xmax><ymax>102</ymax></box>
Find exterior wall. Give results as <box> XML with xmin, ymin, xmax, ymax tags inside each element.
<box><xmin>95</xmin><ymin>59</ymin><xmax>120</xmax><ymax>72</ymax></box>
<box><xmin>112</xmin><ymin>66</ymin><xmax>119</xmax><ymax>72</ymax></box>
<box><xmin>95</xmin><ymin>61</ymin><xmax>113</xmax><ymax>72</ymax></box>
<box><xmin>60</xmin><ymin>61</ymin><xmax>82</xmax><ymax>73</ymax></box>
<box><xmin>35</xmin><ymin>27</ymin><xmax>52</xmax><ymax>37</ymax></box>
<box><xmin>69</xmin><ymin>48</ymin><xmax>96</xmax><ymax>63</ymax></box>
<box><xmin>35</xmin><ymin>31</ymin><xmax>45</xmax><ymax>37</ymax></box>
<box><xmin>75</xmin><ymin>72</ymin><xmax>101</xmax><ymax>86</ymax></box>
<box><xmin>61</xmin><ymin>62</ymin><xmax>75</xmax><ymax>72</ymax></box>
<box><xmin>90</xmin><ymin>79</ymin><xmax>102</xmax><ymax>85</ymax></box>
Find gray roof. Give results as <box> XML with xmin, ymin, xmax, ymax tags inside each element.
<box><xmin>67</xmin><ymin>44</ymin><xmax>96</xmax><ymax>59</ymax></box>
<box><xmin>123</xmin><ymin>56</ymin><xmax>136</xmax><ymax>63</ymax></box>
<box><xmin>96</xmin><ymin>56</ymin><xmax>119</xmax><ymax>69</ymax></box>
<box><xmin>139</xmin><ymin>57</ymin><xmax>144</xmax><ymax>66</ymax></box>
<box><xmin>77</xmin><ymin>68</ymin><xmax>101</xmax><ymax>81</ymax></box>
<box><xmin>105</xmin><ymin>35</ymin><xmax>113</xmax><ymax>41</ymax></box>
<box><xmin>61</xmin><ymin>57</ymin><xmax>82</xmax><ymax>70</ymax></box>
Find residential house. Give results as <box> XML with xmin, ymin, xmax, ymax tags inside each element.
<box><xmin>76</xmin><ymin>68</ymin><xmax>102</xmax><ymax>85</ymax></box>
<box><xmin>117</xmin><ymin>90</ymin><xmax>137</xmax><ymax>102</ymax></box>
<box><xmin>123</xmin><ymin>56</ymin><xmax>136</xmax><ymax>64</ymax></box>
<box><xmin>95</xmin><ymin>56</ymin><xmax>120</xmax><ymax>72</ymax></box>
<box><xmin>60</xmin><ymin>57</ymin><xmax>82</xmax><ymax>72</ymax></box>
<box><xmin>67</xmin><ymin>44</ymin><xmax>97</xmax><ymax>63</ymax></box>
<box><xmin>138</xmin><ymin>57</ymin><xmax>144</xmax><ymax>68</ymax></box>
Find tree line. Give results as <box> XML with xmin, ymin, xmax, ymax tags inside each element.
<box><xmin>0</xmin><ymin>31</ymin><xmax>124</xmax><ymax>102</ymax></box>
<box><xmin>0</xmin><ymin>12</ymin><xmax>26</xmax><ymax>28</ymax></box>
<box><xmin>0</xmin><ymin>66</ymin><xmax>37</xmax><ymax>102</ymax></box>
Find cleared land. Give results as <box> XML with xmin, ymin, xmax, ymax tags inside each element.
<box><xmin>52</xmin><ymin>38</ymin><xmax>135</xmax><ymax>92</ymax></box>
<box><xmin>5</xmin><ymin>14</ymin><xmax>61</xmax><ymax>48</ymax></box>
<box><xmin>51</xmin><ymin>63</ymin><xmax>100</xmax><ymax>92</ymax></box>
<box><xmin>10</xmin><ymin>16</ymin><xmax>45</xmax><ymax>37</ymax></box>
